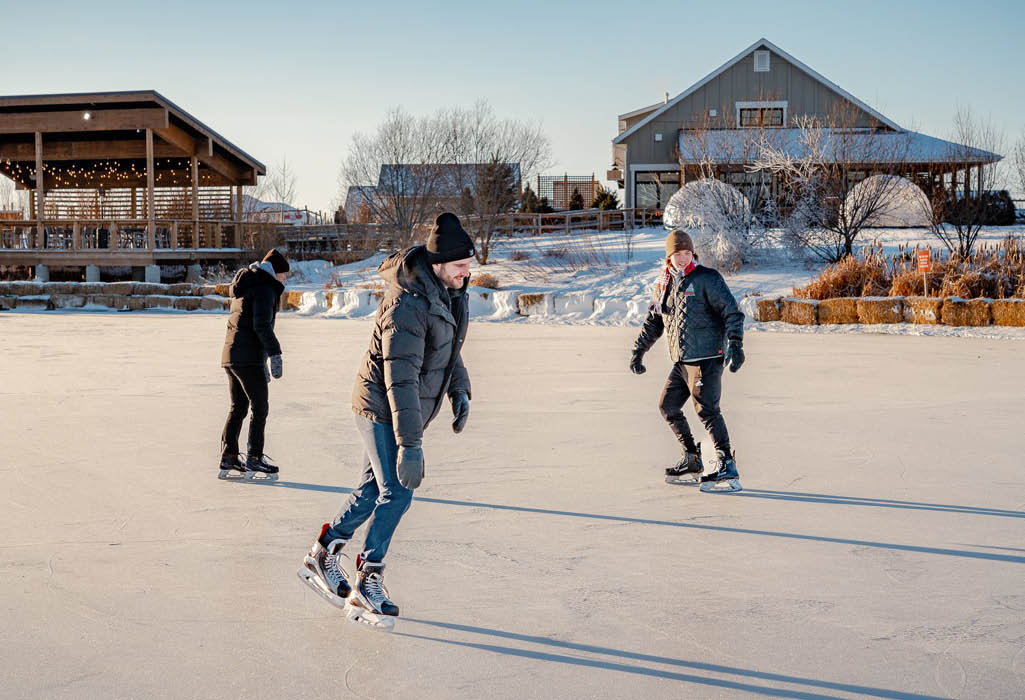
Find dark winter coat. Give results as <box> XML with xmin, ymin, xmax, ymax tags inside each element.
<box><xmin>634</xmin><ymin>264</ymin><xmax>744</xmax><ymax>363</ymax></box>
<box><xmin>351</xmin><ymin>246</ymin><xmax>471</xmax><ymax>447</ymax></box>
<box><xmin>220</xmin><ymin>262</ymin><xmax>284</xmax><ymax>367</ymax></box>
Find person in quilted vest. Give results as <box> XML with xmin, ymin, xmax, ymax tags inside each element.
<box><xmin>630</xmin><ymin>229</ymin><xmax>746</xmax><ymax>492</ymax></box>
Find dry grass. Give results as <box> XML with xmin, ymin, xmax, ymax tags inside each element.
<box><xmin>796</xmin><ymin>237</ymin><xmax>1025</xmax><ymax>300</ymax></box>
<box><xmin>471</xmin><ymin>273</ymin><xmax>501</xmax><ymax>290</ymax></box>
<box><xmin>509</xmin><ymin>251</ymin><xmax>531</xmax><ymax>262</ymax></box>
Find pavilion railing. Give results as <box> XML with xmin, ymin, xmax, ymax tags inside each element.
<box><xmin>0</xmin><ymin>219</ymin><xmax>286</xmax><ymax>253</ymax></box>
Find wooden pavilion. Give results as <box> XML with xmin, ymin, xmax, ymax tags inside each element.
<box><xmin>0</xmin><ymin>91</ymin><xmax>269</xmax><ymax>271</ymax></box>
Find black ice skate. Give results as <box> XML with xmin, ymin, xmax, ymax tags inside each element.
<box><xmin>699</xmin><ymin>450</ymin><xmax>742</xmax><ymax>493</ymax></box>
<box><xmin>243</xmin><ymin>453</ymin><xmax>279</xmax><ymax>482</ymax></box>
<box><xmin>665</xmin><ymin>445</ymin><xmax>703</xmax><ymax>485</ymax></box>
<box><xmin>217</xmin><ymin>454</ymin><xmax>246</xmax><ymax>480</ymax></box>
<box><xmin>297</xmin><ymin>523</ymin><xmax>352</xmax><ymax>608</ymax></box>
<box><xmin>345</xmin><ymin>557</ymin><xmax>398</xmax><ymax>631</ymax></box>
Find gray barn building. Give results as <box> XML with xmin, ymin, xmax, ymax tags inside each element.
<box><xmin>610</xmin><ymin>38</ymin><xmax>1000</xmax><ymax>211</ymax></box>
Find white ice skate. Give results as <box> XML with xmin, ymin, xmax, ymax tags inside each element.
<box><xmin>297</xmin><ymin>527</ymin><xmax>352</xmax><ymax>609</ymax></box>
<box><xmin>345</xmin><ymin>560</ymin><xmax>398</xmax><ymax>632</ymax></box>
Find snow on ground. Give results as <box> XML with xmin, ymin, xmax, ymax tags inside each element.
<box><xmin>3</xmin><ymin>314</ymin><xmax>1024</xmax><ymax>699</ymax></box>
<box><xmin>278</xmin><ymin>224</ymin><xmax>1025</xmax><ymax>339</ymax></box>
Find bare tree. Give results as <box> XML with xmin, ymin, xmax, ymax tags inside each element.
<box><xmin>267</xmin><ymin>156</ymin><xmax>298</xmax><ymax>209</ymax></box>
<box><xmin>753</xmin><ymin>107</ymin><xmax>914</xmax><ymax>262</ymax></box>
<box><xmin>923</xmin><ymin>105</ymin><xmax>1007</xmax><ymax>257</ymax></box>
<box><xmin>441</xmin><ymin>100</ymin><xmax>553</xmax><ymax>264</ymax></box>
<box><xmin>0</xmin><ymin>174</ymin><xmax>22</xmax><ymax>214</ymax></box>
<box><xmin>338</xmin><ymin>107</ymin><xmax>450</xmax><ymax>245</ymax></box>
<box><xmin>1009</xmin><ymin>128</ymin><xmax>1025</xmax><ymax>217</ymax></box>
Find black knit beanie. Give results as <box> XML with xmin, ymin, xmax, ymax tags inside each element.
<box><xmin>262</xmin><ymin>248</ymin><xmax>290</xmax><ymax>274</ymax></box>
<box><xmin>426</xmin><ymin>213</ymin><xmax>475</xmax><ymax>264</ymax></box>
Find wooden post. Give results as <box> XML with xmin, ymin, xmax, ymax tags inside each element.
<box><xmin>145</xmin><ymin>128</ymin><xmax>155</xmax><ymax>249</ymax></box>
<box><xmin>131</xmin><ymin>187</ymin><xmax>137</xmax><ymax>219</ymax></box>
<box><xmin>171</xmin><ymin>220</ymin><xmax>178</xmax><ymax>250</ymax></box>
<box><xmin>35</xmin><ymin>131</ymin><xmax>43</xmax><ymax>248</ymax></box>
<box><xmin>72</xmin><ymin>220</ymin><xmax>81</xmax><ymax>250</ymax></box>
<box><xmin>235</xmin><ymin>185</ymin><xmax>242</xmax><ymax>223</ymax></box>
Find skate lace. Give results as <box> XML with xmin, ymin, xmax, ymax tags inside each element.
<box><xmin>322</xmin><ymin>552</ymin><xmax>344</xmax><ymax>586</ymax></box>
<box><xmin>363</xmin><ymin>572</ymin><xmax>388</xmax><ymax>602</ymax></box>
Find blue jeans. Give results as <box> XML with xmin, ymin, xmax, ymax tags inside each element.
<box><xmin>326</xmin><ymin>414</ymin><xmax>413</xmax><ymax>563</ymax></box>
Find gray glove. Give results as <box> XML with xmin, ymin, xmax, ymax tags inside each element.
<box><xmin>451</xmin><ymin>391</ymin><xmax>470</xmax><ymax>434</ymax></box>
<box><xmin>396</xmin><ymin>445</ymin><xmax>424</xmax><ymax>490</ymax></box>
<box><xmin>269</xmin><ymin>354</ymin><xmax>283</xmax><ymax>379</ymax></box>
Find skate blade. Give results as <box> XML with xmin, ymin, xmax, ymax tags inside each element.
<box><xmin>296</xmin><ymin>566</ymin><xmax>349</xmax><ymax>609</ymax></box>
<box><xmin>244</xmin><ymin>471</ymin><xmax>278</xmax><ymax>482</ymax></box>
<box><xmin>345</xmin><ymin>601</ymin><xmax>395</xmax><ymax>631</ymax></box>
<box><xmin>665</xmin><ymin>474</ymin><xmax>701</xmax><ymax>486</ymax></box>
<box><xmin>217</xmin><ymin>469</ymin><xmax>247</xmax><ymax>480</ymax></box>
<box><xmin>700</xmin><ymin>478</ymin><xmax>742</xmax><ymax>493</ymax></box>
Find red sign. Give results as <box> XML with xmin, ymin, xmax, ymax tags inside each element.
<box><xmin>917</xmin><ymin>250</ymin><xmax>931</xmax><ymax>273</ymax></box>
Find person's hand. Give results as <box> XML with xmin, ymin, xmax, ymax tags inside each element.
<box><xmin>269</xmin><ymin>354</ymin><xmax>283</xmax><ymax>379</ymax></box>
<box><xmin>397</xmin><ymin>446</ymin><xmax>424</xmax><ymax>490</ymax></box>
<box><xmin>725</xmin><ymin>340</ymin><xmax>745</xmax><ymax>373</ymax></box>
<box><xmin>450</xmin><ymin>391</ymin><xmax>470</xmax><ymax>434</ymax></box>
<box><xmin>629</xmin><ymin>351</ymin><xmax>646</xmax><ymax>375</ymax></box>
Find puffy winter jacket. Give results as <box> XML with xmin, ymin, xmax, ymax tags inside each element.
<box><xmin>634</xmin><ymin>264</ymin><xmax>744</xmax><ymax>363</ymax></box>
<box><xmin>351</xmin><ymin>246</ymin><xmax>471</xmax><ymax>447</ymax></box>
<box><xmin>220</xmin><ymin>262</ymin><xmax>284</xmax><ymax>367</ymax></box>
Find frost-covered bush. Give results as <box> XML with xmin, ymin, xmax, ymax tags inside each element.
<box><xmin>662</xmin><ymin>178</ymin><xmax>758</xmax><ymax>271</ymax></box>
<box><xmin>845</xmin><ymin>175</ymin><xmax>931</xmax><ymax>228</ymax></box>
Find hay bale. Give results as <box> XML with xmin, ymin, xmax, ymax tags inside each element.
<box><xmin>145</xmin><ymin>295</ymin><xmax>176</xmax><ymax>309</ymax></box>
<box><xmin>44</xmin><ymin>282</ymin><xmax>80</xmax><ymax>295</ymax></box>
<box><xmin>0</xmin><ymin>295</ymin><xmax>16</xmax><ymax>310</ymax></box>
<box><xmin>109</xmin><ymin>294</ymin><xmax>131</xmax><ymax>310</ymax></box>
<box><xmin>903</xmin><ymin>297</ymin><xmax>942</xmax><ymax>324</ymax></box>
<box><xmin>87</xmin><ymin>295</ymin><xmax>113</xmax><ymax>308</ymax></box>
<box><xmin>755</xmin><ymin>297</ymin><xmax>782</xmax><ymax>322</ymax></box>
<box><xmin>54</xmin><ymin>294</ymin><xmax>86</xmax><ymax>309</ymax></box>
<box><xmin>817</xmin><ymin>298</ymin><xmax>859</xmax><ymax>324</ymax></box>
<box><xmin>215</xmin><ymin>283</ymin><xmax>231</xmax><ymax>297</ymax></box>
<box><xmin>516</xmin><ymin>292</ymin><xmax>552</xmax><ymax>316</ymax></box>
<box><xmin>126</xmin><ymin>296</ymin><xmax>147</xmax><ymax>311</ymax></box>
<box><xmin>942</xmin><ymin>298</ymin><xmax>991</xmax><ymax>326</ymax></box>
<box><xmin>173</xmin><ymin>296</ymin><xmax>201</xmax><ymax>311</ymax></box>
<box><xmin>106</xmin><ymin>281</ymin><xmax>136</xmax><ymax>295</ymax></box>
<box><xmin>991</xmin><ymin>299</ymin><xmax>1025</xmax><ymax>327</ymax></box>
<box><xmin>79</xmin><ymin>282</ymin><xmax>105</xmax><ymax>295</ymax></box>
<box><xmin>15</xmin><ymin>294</ymin><xmax>56</xmax><ymax>310</ymax></box>
<box><xmin>780</xmin><ymin>298</ymin><xmax>818</xmax><ymax>325</ymax></box>
<box><xmin>857</xmin><ymin>297</ymin><xmax>904</xmax><ymax>324</ymax></box>
<box><xmin>279</xmin><ymin>290</ymin><xmax>304</xmax><ymax>311</ymax></box>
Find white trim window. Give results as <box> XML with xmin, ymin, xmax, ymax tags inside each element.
<box><xmin>735</xmin><ymin>100</ymin><xmax>788</xmax><ymax>128</ymax></box>
<box><xmin>754</xmin><ymin>50</ymin><xmax>770</xmax><ymax>72</ymax></box>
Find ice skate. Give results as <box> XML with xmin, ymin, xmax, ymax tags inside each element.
<box><xmin>699</xmin><ymin>450</ymin><xmax>742</xmax><ymax>493</ymax></box>
<box><xmin>297</xmin><ymin>524</ymin><xmax>352</xmax><ymax>608</ymax></box>
<box><xmin>243</xmin><ymin>453</ymin><xmax>279</xmax><ymax>482</ymax></box>
<box><xmin>217</xmin><ymin>454</ymin><xmax>247</xmax><ymax>480</ymax></box>
<box><xmin>665</xmin><ymin>445</ymin><xmax>703</xmax><ymax>485</ymax></box>
<box><xmin>345</xmin><ymin>558</ymin><xmax>397</xmax><ymax>631</ymax></box>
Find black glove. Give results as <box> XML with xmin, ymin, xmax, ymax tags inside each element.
<box><xmin>269</xmin><ymin>354</ymin><xmax>283</xmax><ymax>379</ymax></box>
<box><xmin>396</xmin><ymin>445</ymin><xmax>424</xmax><ymax>490</ymax></box>
<box><xmin>725</xmin><ymin>340</ymin><xmax>745</xmax><ymax>373</ymax></box>
<box><xmin>450</xmin><ymin>391</ymin><xmax>470</xmax><ymax>434</ymax></box>
<box><xmin>629</xmin><ymin>350</ymin><xmax>646</xmax><ymax>375</ymax></box>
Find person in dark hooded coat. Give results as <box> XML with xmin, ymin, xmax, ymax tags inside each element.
<box><xmin>298</xmin><ymin>213</ymin><xmax>475</xmax><ymax>624</ymax></box>
<box><xmin>219</xmin><ymin>248</ymin><xmax>289</xmax><ymax>476</ymax></box>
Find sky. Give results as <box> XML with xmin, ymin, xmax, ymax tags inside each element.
<box><xmin>2</xmin><ymin>0</ymin><xmax>1023</xmax><ymax>211</ymax></box>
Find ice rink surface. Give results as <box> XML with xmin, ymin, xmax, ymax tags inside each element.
<box><xmin>2</xmin><ymin>312</ymin><xmax>1024</xmax><ymax>699</ymax></box>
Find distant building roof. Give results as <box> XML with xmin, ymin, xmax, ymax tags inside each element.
<box><xmin>377</xmin><ymin>163</ymin><xmax>521</xmax><ymax>197</ymax></box>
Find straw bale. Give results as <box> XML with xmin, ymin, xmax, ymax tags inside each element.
<box><xmin>903</xmin><ymin>297</ymin><xmax>942</xmax><ymax>324</ymax></box>
<box><xmin>990</xmin><ymin>299</ymin><xmax>1025</xmax><ymax>327</ymax></box>
<box><xmin>755</xmin><ymin>297</ymin><xmax>781</xmax><ymax>322</ymax></box>
<box><xmin>780</xmin><ymin>298</ymin><xmax>818</xmax><ymax>325</ymax></box>
<box><xmin>941</xmin><ymin>298</ymin><xmax>991</xmax><ymax>326</ymax></box>
<box><xmin>857</xmin><ymin>297</ymin><xmax>904</xmax><ymax>324</ymax></box>
<box><xmin>817</xmin><ymin>298</ymin><xmax>859</xmax><ymax>324</ymax></box>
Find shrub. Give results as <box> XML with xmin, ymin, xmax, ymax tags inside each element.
<box><xmin>509</xmin><ymin>250</ymin><xmax>531</xmax><ymax>262</ymax></box>
<box><xmin>568</xmin><ymin>188</ymin><xmax>585</xmax><ymax>211</ymax></box>
<box><xmin>793</xmin><ymin>245</ymin><xmax>891</xmax><ymax>299</ymax></box>
<box><xmin>471</xmin><ymin>273</ymin><xmax>500</xmax><ymax>290</ymax></box>
<box><xmin>591</xmin><ymin>185</ymin><xmax>620</xmax><ymax>210</ymax></box>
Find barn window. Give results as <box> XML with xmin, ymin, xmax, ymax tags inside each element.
<box><xmin>754</xmin><ymin>50</ymin><xmax>770</xmax><ymax>72</ymax></box>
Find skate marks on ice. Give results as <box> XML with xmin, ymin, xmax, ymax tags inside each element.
<box><xmin>736</xmin><ymin>489</ymin><xmax>1025</xmax><ymax>519</ymax></box>
<box><xmin>245</xmin><ymin>479</ymin><xmax>1025</xmax><ymax>565</ymax></box>
<box><xmin>394</xmin><ymin>618</ymin><xmax>951</xmax><ymax>700</ymax></box>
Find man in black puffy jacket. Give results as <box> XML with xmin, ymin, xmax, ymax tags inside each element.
<box><xmin>219</xmin><ymin>248</ymin><xmax>289</xmax><ymax>477</ymax></box>
<box><xmin>298</xmin><ymin>213</ymin><xmax>474</xmax><ymax>624</ymax></box>
<box><xmin>630</xmin><ymin>230</ymin><xmax>746</xmax><ymax>492</ymax></box>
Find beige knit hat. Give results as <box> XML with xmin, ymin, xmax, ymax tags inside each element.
<box><xmin>665</xmin><ymin>229</ymin><xmax>695</xmax><ymax>258</ymax></box>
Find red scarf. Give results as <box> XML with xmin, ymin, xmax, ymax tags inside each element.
<box><xmin>649</xmin><ymin>261</ymin><xmax>695</xmax><ymax>314</ymax></box>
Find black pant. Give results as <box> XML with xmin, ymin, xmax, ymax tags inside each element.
<box><xmin>658</xmin><ymin>358</ymin><xmax>731</xmax><ymax>455</ymax></box>
<box><xmin>221</xmin><ymin>366</ymin><xmax>269</xmax><ymax>458</ymax></box>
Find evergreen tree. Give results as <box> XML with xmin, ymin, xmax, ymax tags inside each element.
<box><xmin>519</xmin><ymin>183</ymin><xmax>539</xmax><ymax>213</ymax></box>
<box><xmin>591</xmin><ymin>185</ymin><xmax>620</xmax><ymax>211</ymax></box>
<box><xmin>569</xmin><ymin>187</ymin><xmax>585</xmax><ymax>211</ymax></box>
